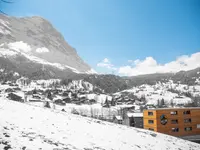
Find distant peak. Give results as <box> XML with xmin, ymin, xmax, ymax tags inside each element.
<box><xmin>29</xmin><ymin>16</ymin><xmax>45</xmax><ymax>20</ymax></box>
<box><xmin>21</xmin><ymin>16</ymin><xmax>49</xmax><ymax>23</ymax></box>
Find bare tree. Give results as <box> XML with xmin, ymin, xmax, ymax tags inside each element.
<box><xmin>0</xmin><ymin>0</ymin><xmax>14</xmax><ymax>15</ymax></box>
<box><xmin>1</xmin><ymin>0</ymin><xmax>14</xmax><ymax>3</ymax></box>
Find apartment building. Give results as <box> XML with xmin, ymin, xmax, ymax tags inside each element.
<box><xmin>143</xmin><ymin>108</ymin><xmax>200</xmax><ymax>136</ymax></box>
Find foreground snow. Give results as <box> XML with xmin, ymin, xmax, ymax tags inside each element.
<box><xmin>0</xmin><ymin>99</ymin><xmax>200</xmax><ymax>150</ymax></box>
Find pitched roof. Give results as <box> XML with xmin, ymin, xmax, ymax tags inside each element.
<box><xmin>127</xmin><ymin>113</ymin><xmax>143</xmax><ymax>118</ymax></box>
<box><xmin>115</xmin><ymin>115</ymin><xmax>123</xmax><ymax>120</ymax></box>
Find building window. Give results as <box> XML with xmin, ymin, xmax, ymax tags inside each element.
<box><xmin>183</xmin><ymin>110</ymin><xmax>190</xmax><ymax>115</ymax></box>
<box><xmin>171</xmin><ymin>119</ymin><xmax>178</xmax><ymax>124</ymax></box>
<box><xmin>172</xmin><ymin>128</ymin><xmax>179</xmax><ymax>132</ymax></box>
<box><xmin>118</xmin><ymin>120</ymin><xmax>123</xmax><ymax>124</ymax></box>
<box><xmin>197</xmin><ymin>124</ymin><xmax>200</xmax><ymax>129</ymax></box>
<box><xmin>184</xmin><ymin>118</ymin><xmax>192</xmax><ymax>123</ymax></box>
<box><xmin>185</xmin><ymin>127</ymin><xmax>192</xmax><ymax>131</ymax></box>
<box><xmin>148</xmin><ymin>120</ymin><xmax>154</xmax><ymax>124</ymax></box>
<box><xmin>149</xmin><ymin>128</ymin><xmax>154</xmax><ymax>131</ymax></box>
<box><xmin>148</xmin><ymin>112</ymin><xmax>153</xmax><ymax>116</ymax></box>
<box><xmin>171</xmin><ymin>111</ymin><xmax>178</xmax><ymax>115</ymax></box>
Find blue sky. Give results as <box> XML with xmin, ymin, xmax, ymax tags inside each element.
<box><xmin>1</xmin><ymin>0</ymin><xmax>200</xmax><ymax>75</ymax></box>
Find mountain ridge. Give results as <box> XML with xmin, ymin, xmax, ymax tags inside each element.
<box><xmin>0</xmin><ymin>14</ymin><xmax>95</xmax><ymax>75</ymax></box>
<box><xmin>1</xmin><ymin>14</ymin><xmax>200</xmax><ymax>94</ymax></box>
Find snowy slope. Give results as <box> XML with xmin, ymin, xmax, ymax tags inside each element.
<box><xmin>0</xmin><ymin>42</ymin><xmax>96</xmax><ymax>74</ymax></box>
<box><xmin>0</xmin><ymin>99</ymin><xmax>200</xmax><ymax>150</ymax></box>
<box><xmin>114</xmin><ymin>80</ymin><xmax>200</xmax><ymax>105</ymax></box>
<box><xmin>66</xmin><ymin>80</ymin><xmax>94</xmax><ymax>91</ymax></box>
<box><xmin>0</xmin><ymin>19</ymin><xmax>11</xmax><ymax>35</ymax></box>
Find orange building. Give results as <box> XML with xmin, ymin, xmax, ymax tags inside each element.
<box><xmin>143</xmin><ymin>108</ymin><xmax>200</xmax><ymax>136</ymax></box>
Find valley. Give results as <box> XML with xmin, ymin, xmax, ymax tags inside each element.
<box><xmin>0</xmin><ymin>12</ymin><xmax>200</xmax><ymax>150</ymax></box>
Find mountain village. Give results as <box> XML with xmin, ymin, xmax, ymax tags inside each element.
<box><xmin>1</xmin><ymin>74</ymin><xmax>200</xmax><ymax>149</ymax></box>
<box><xmin>1</xmin><ymin>70</ymin><xmax>200</xmax><ymax>129</ymax></box>
<box><xmin>0</xmin><ymin>8</ymin><xmax>200</xmax><ymax>149</ymax></box>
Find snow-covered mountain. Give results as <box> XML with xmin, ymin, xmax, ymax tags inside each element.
<box><xmin>0</xmin><ymin>14</ymin><xmax>96</xmax><ymax>78</ymax></box>
<box><xmin>1</xmin><ymin>14</ymin><xmax>200</xmax><ymax>96</ymax></box>
<box><xmin>1</xmin><ymin>99</ymin><xmax>200</xmax><ymax>150</ymax></box>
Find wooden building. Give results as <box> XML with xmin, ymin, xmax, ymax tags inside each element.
<box><xmin>126</xmin><ymin>113</ymin><xmax>143</xmax><ymax>128</ymax></box>
<box><xmin>113</xmin><ymin>115</ymin><xmax>123</xmax><ymax>124</ymax></box>
<box><xmin>143</xmin><ymin>108</ymin><xmax>200</xmax><ymax>136</ymax></box>
<box><xmin>113</xmin><ymin>112</ymin><xmax>143</xmax><ymax>128</ymax></box>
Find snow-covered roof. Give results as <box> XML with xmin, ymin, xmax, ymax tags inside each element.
<box><xmin>127</xmin><ymin>113</ymin><xmax>143</xmax><ymax>118</ymax></box>
<box><xmin>115</xmin><ymin>115</ymin><xmax>123</xmax><ymax>120</ymax></box>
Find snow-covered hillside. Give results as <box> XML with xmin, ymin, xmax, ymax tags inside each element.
<box><xmin>0</xmin><ymin>42</ymin><xmax>96</xmax><ymax>74</ymax></box>
<box><xmin>0</xmin><ymin>99</ymin><xmax>200</xmax><ymax>150</ymax></box>
<box><xmin>115</xmin><ymin>81</ymin><xmax>200</xmax><ymax>106</ymax></box>
<box><xmin>0</xmin><ymin>19</ymin><xmax>11</xmax><ymax>35</ymax></box>
<box><xmin>66</xmin><ymin>80</ymin><xmax>94</xmax><ymax>91</ymax></box>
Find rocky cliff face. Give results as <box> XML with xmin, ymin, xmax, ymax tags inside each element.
<box><xmin>0</xmin><ymin>14</ymin><xmax>96</xmax><ymax>77</ymax></box>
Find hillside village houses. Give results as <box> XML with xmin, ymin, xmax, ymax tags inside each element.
<box><xmin>0</xmin><ymin>77</ymin><xmax>148</xmax><ymax>128</ymax></box>
<box><xmin>3</xmin><ymin>76</ymin><xmax>200</xmax><ymax>136</ymax></box>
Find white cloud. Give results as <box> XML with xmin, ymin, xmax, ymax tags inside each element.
<box><xmin>119</xmin><ymin>52</ymin><xmax>200</xmax><ymax>76</ymax></box>
<box><xmin>8</xmin><ymin>41</ymin><xmax>31</xmax><ymax>53</ymax></box>
<box><xmin>128</xmin><ymin>60</ymin><xmax>133</xmax><ymax>63</ymax></box>
<box><xmin>97</xmin><ymin>58</ymin><xmax>117</xmax><ymax>70</ymax></box>
<box><xmin>103</xmin><ymin>58</ymin><xmax>110</xmax><ymax>63</ymax></box>
<box><xmin>36</xmin><ymin>47</ymin><xmax>49</xmax><ymax>53</ymax></box>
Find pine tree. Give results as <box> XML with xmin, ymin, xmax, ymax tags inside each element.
<box><xmin>111</xmin><ymin>97</ymin><xmax>116</xmax><ymax>106</ymax></box>
<box><xmin>44</xmin><ymin>101</ymin><xmax>51</xmax><ymax>108</ymax></box>
<box><xmin>47</xmin><ymin>91</ymin><xmax>53</xmax><ymax>100</ymax></box>
<box><xmin>170</xmin><ymin>99</ymin><xmax>174</xmax><ymax>107</ymax></box>
<box><xmin>141</xmin><ymin>94</ymin><xmax>147</xmax><ymax>104</ymax></box>
<box><xmin>104</xmin><ymin>97</ymin><xmax>110</xmax><ymax>108</ymax></box>
<box><xmin>160</xmin><ymin>98</ymin><xmax>165</xmax><ymax>107</ymax></box>
<box><xmin>193</xmin><ymin>96</ymin><xmax>200</xmax><ymax>107</ymax></box>
<box><xmin>33</xmin><ymin>88</ymin><xmax>37</xmax><ymax>95</ymax></box>
<box><xmin>157</xmin><ymin>100</ymin><xmax>160</xmax><ymax>108</ymax></box>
